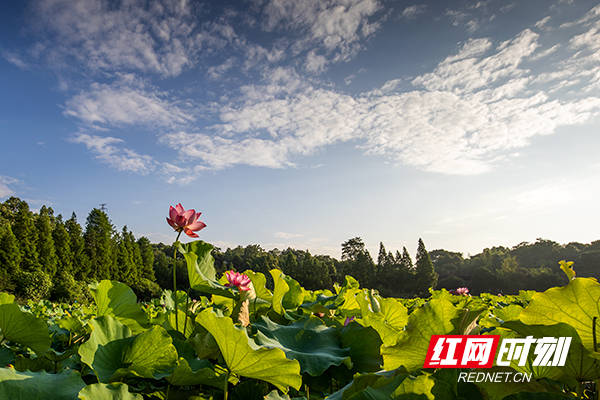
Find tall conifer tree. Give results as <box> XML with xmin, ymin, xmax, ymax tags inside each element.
<box><xmin>84</xmin><ymin>208</ymin><xmax>115</xmax><ymax>280</ymax></box>
<box><xmin>415</xmin><ymin>239</ymin><xmax>438</xmax><ymax>295</ymax></box>
<box><xmin>36</xmin><ymin>206</ymin><xmax>59</xmax><ymax>277</ymax></box>
<box><xmin>65</xmin><ymin>213</ymin><xmax>90</xmax><ymax>280</ymax></box>
<box><xmin>53</xmin><ymin>215</ymin><xmax>73</xmax><ymax>275</ymax></box>
<box><xmin>0</xmin><ymin>222</ymin><xmax>21</xmax><ymax>290</ymax></box>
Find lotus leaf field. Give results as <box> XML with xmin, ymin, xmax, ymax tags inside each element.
<box><xmin>0</xmin><ymin>242</ymin><xmax>599</xmax><ymax>399</ymax></box>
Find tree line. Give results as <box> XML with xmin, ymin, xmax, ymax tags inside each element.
<box><xmin>1</xmin><ymin>197</ymin><xmax>598</xmax><ymax>301</ymax></box>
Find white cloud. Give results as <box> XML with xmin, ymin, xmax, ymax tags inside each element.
<box><xmin>305</xmin><ymin>50</ymin><xmax>328</xmax><ymax>73</ymax></box>
<box><xmin>2</xmin><ymin>51</ymin><xmax>28</xmax><ymax>69</ymax></box>
<box><xmin>259</xmin><ymin>0</ymin><xmax>383</xmax><ymax>64</ymax></box>
<box><xmin>0</xmin><ymin>176</ymin><xmax>19</xmax><ymax>198</ymax></box>
<box><xmin>207</xmin><ymin>57</ymin><xmax>236</xmax><ymax>79</ymax></box>
<box><xmin>534</xmin><ymin>16</ymin><xmax>551</xmax><ymax>29</ymax></box>
<box><xmin>160</xmin><ymin>22</ymin><xmax>600</xmax><ymax>176</ymax></box>
<box><xmin>401</xmin><ymin>5</ymin><xmax>427</xmax><ymax>19</ymax></box>
<box><xmin>33</xmin><ymin>0</ymin><xmax>231</xmax><ymax>77</ymax></box>
<box><xmin>274</xmin><ymin>232</ymin><xmax>304</xmax><ymax>239</ymax></box>
<box><xmin>64</xmin><ymin>77</ymin><xmax>193</xmax><ymax>128</ymax></box>
<box><xmin>71</xmin><ymin>134</ymin><xmax>156</xmax><ymax>174</ymax></box>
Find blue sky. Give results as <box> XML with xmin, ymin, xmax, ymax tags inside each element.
<box><xmin>1</xmin><ymin>0</ymin><xmax>599</xmax><ymax>258</ymax></box>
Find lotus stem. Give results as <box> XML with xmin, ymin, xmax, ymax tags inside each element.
<box><xmin>224</xmin><ymin>371</ymin><xmax>229</xmax><ymax>400</ymax></box>
<box><xmin>173</xmin><ymin>231</ymin><xmax>182</xmax><ymax>332</ymax></box>
<box><xmin>593</xmin><ymin>316</ymin><xmax>598</xmax><ymax>352</ymax></box>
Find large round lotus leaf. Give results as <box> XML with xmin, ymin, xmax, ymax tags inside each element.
<box><xmin>196</xmin><ymin>308</ymin><xmax>302</xmax><ymax>392</ymax></box>
<box><xmin>498</xmin><ymin>321</ymin><xmax>600</xmax><ymax>382</ymax></box>
<box><xmin>167</xmin><ymin>357</ymin><xmax>227</xmax><ymax>388</ymax></box>
<box><xmin>88</xmin><ymin>280</ymin><xmax>148</xmax><ymax>334</ymax></box>
<box><xmin>381</xmin><ymin>298</ymin><xmax>459</xmax><ymax>372</ymax></box>
<box><xmin>355</xmin><ymin>290</ymin><xmax>408</xmax><ymax>346</ymax></box>
<box><xmin>0</xmin><ymin>303</ymin><xmax>51</xmax><ymax>355</ymax></box>
<box><xmin>327</xmin><ymin>369</ymin><xmax>435</xmax><ymax>400</ymax></box>
<box><xmin>341</xmin><ymin>322</ymin><xmax>383</xmax><ymax>372</ymax></box>
<box><xmin>270</xmin><ymin>270</ymin><xmax>304</xmax><ymax>319</ymax></box>
<box><xmin>78</xmin><ymin>316</ymin><xmax>132</xmax><ymax>383</ymax></box>
<box><xmin>178</xmin><ymin>241</ymin><xmax>233</xmax><ymax>297</ymax></box>
<box><xmin>519</xmin><ymin>277</ymin><xmax>600</xmax><ymax>352</ymax></box>
<box><xmin>78</xmin><ymin>383</ymin><xmax>143</xmax><ymax>400</ymax></box>
<box><xmin>79</xmin><ymin>316</ymin><xmax>178</xmax><ymax>382</ymax></box>
<box><xmin>0</xmin><ymin>368</ymin><xmax>85</xmax><ymax>400</ymax></box>
<box><xmin>255</xmin><ymin>316</ymin><xmax>350</xmax><ymax>376</ymax></box>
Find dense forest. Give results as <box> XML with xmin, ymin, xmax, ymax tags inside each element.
<box><xmin>1</xmin><ymin>197</ymin><xmax>598</xmax><ymax>301</ymax></box>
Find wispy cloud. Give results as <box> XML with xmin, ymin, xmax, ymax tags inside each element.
<box><xmin>258</xmin><ymin>0</ymin><xmax>384</xmax><ymax>72</ymax></box>
<box><xmin>274</xmin><ymin>232</ymin><xmax>304</xmax><ymax>239</ymax></box>
<box><xmin>401</xmin><ymin>5</ymin><xmax>427</xmax><ymax>19</ymax></box>
<box><xmin>0</xmin><ymin>176</ymin><xmax>19</xmax><ymax>198</ymax></box>
<box><xmin>64</xmin><ymin>76</ymin><xmax>193</xmax><ymax>129</ymax></box>
<box><xmin>2</xmin><ymin>51</ymin><xmax>28</xmax><ymax>69</ymax></box>
<box><xmin>31</xmin><ymin>0</ymin><xmax>227</xmax><ymax>77</ymax></box>
<box><xmin>71</xmin><ymin>134</ymin><xmax>156</xmax><ymax>174</ymax></box>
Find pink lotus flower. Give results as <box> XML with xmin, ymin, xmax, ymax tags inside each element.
<box><xmin>451</xmin><ymin>287</ymin><xmax>470</xmax><ymax>296</ymax></box>
<box><xmin>225</xmin><ymin>271</ymin><xmax>252</xmax><ymax>291</ymax></box>
<box><xmin>166</xmin><ymin>203</ymin><xmax>206</xmax><ymax>238</ymax></box>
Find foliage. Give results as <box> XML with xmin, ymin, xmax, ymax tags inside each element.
<box><xmin>15</xmin><ymin>269</ymin><xmax>52</xmax><ymax>301</ymax></box>
<box><xmin>1</xmin><ymin>236</ymin><xmax>599</xmax><ymax>400</ymax></box>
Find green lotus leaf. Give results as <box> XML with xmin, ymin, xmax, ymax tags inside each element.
<box><xmin>78</xmin><ymin>383</ymin><xmax>143</xmax><ymax>400</ymax></box>
<box><xmin>473</xmin><ymin>367</ymin><xmax>561</xmax><ymax>400</ymax></box>
<box><xmin>0</xmin><ymin>368</ymin><xmax>85</xmax><ymax>400</ymax></box>
<box><xmin>326</xmin><ymin>369</ymin><xmax>434</xmax><ymax>400</ymax></box>
<box><xmin>0</xmin><ymin>303</ymin><xmax>51</xmax><ymax>355</ymax></box>
<box><xmin>381</xmin><ymin>298</ymin><xmax>459</xmax><ymax>372</ymax></box>
<box><xmin>167</xmin><ymin>357</ymin><xmax>227</xmax><ymax>388</ymax></box>
<box><xmin>340</xmin><ymin>322</ymin><xmax>383</xmax><ymax>372</ymax></box>
<box><xmin>165</xmin><ymin>309</ymin><xmax>195</xmax><ymax>338</ymax></box>
<box><xmin>270</xmin><ymin>270</ymin><xmax>304</xmax><ymax>318</ymax></box>
<box><xmin>89</xmin><ymin>280</ymin><xmax>148</xmax><ymax>334</ymax></box>
<box><xmin>78</xmin><ymin>315</ymin><xmax>133</xmax><ymax>382</ymax></box>
<box><xmin>254</xmin><ymin>316</ymin><xmax>351</xmax><ymax>376</ymax></box>
<box><xmin>519</xmin><ymin>277</ymin><xmax>600</xmax><ymax>352</ymax></box>
<box><xmin>196</xmin><ymin>308</ymin><xmax>302</xmax><ymax>392</ymax></box>
<box><xmin>498</xmin><ymin>321</ymin><xmax>600</xmax><ymax>383</ymax></box>
<box><xmin>114</xmin><ymin>325</ymin><xmax>179</xmax><ymax>380</ymax></box>
<box><xmin>355</xmin><ymin>290</ymin><xmax>408</xmax><ymax>346</ymax></box>
<box><xmin>0</xmin><ymin>293</ymin><xmax>14</xmax><ymax>305</ymax></box>
<box><xmin>179</xmin><ymin>241</ymin><xmax>233</xmax><ymax>297</ymax></box>
<box><xmin>242</xmin><ymin>270</ymin><xmax>273</xmax><ymax>301</ymax></box>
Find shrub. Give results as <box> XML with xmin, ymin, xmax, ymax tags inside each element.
<box><xmin>15</xmin><ymin>270</ymin><xmax>52</xmax><ymax>301</ymax></box>
<box><xmin>51</xmin><ymin>270</ymin><xmax>90</xmax><ymax>303</ymax></box>
<box><xmin>132</xmin><ymin>278</ymin><xmax>162</xmax><ymax>301</ymax></box>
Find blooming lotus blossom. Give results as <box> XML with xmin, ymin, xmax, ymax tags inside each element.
<box><xmin>451</xmin><ymin>287</ymin><xmax>470</xmax><ymax>296</ymax></box>
<box><xmin>225</xmin><ymin>270</ymin><xmax>252</xmax><ymax>291</ymax></box>
<box><xmin>166</xmin><ymin>203</ymin><xmax>206</xmax><ymax>238</ymax></box>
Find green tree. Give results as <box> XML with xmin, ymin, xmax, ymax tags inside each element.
<box><xmin>35</xmin><ymin>205</ymin><xmax>58</xmax><ymax>277</ymax></box>
<box><xmin>84</xmin><ymin>208</ymin><xmax>115</xmax><ymax>280</ymax></box>
<box><xmin>0</xmin><ymin>222</ymin><xmax>21</xmax><ymax>291</ymax></box>
<box><xmin>65</xmin><ymin>213</ymin><xmax>90</xmax><ymax>280</ymax></box>
<box><xmin>115</xmin><ymin>227</ymin><xmax>135</xmax><ymax>284</ymax></box>
<box><xmin>52</xmin><ymin>215</ymin><xmax>73</xmax><ymax>275</ymax></box>
<box><xmin>414</xmin><ymin>239</ymin><xmax>438</xmax><ymax>296</ymax></box>
<box><xmin>137</xmin><ymin>237</ymin><xmax>155</xmax><ymax>281</ymax></box>
<box><xmin>5</xmin><ymin>197</ymin><xmax>39</xmax><ymax>271</ymax></box>
<box><xmin>400</xmin><ymin>246</ymin><xmax>413</xmax><ymax>272</ymax></box>
<box><xmin>340</xmin><ymin>237</ymin><xmax>375</xmax><ymax>287</ymax></box>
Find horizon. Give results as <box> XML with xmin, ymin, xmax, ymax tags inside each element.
<box><xmin>1</xmin><ymin>0</ymin><xmax>600</xmax><ymax>259</ymax></box>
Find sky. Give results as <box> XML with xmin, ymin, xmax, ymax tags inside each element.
<box><xmin>1</xmin><ymin>0</ymin><xmax>599</xmax><ymax>258</ymax></box>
